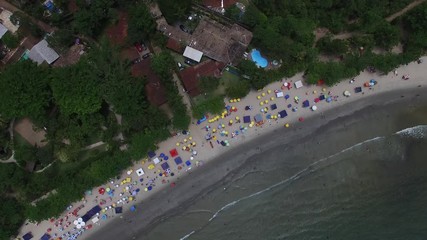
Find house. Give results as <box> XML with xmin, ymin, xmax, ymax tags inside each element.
<box><xmin>131</xmin><ymin>58</ymin><xmax>168</xmax><ymax>106</ymax></box>
<box><xmin>179</xmin><ymin>60</ymin><xmax>225</xmax><ymax>97</ymax></box>
<box><xmin>166</xmin><ymin>38</ymin><xmax>184</xmax><ymax>53</ymax></box>
<box><xmin>0</xmin><ymin>23</ymin><xmax>7</xmax><ymax>39</ymax></box>
<box><xmin>28</xmin><ymin>39</ymin><xmax>59</xmax><ymax>65</ymax></box>
<box><xmin>183</xmin><ymin>46</ymin><xmax>203</xmax><ymax>63</ymax></box>
<box><xmin>0</xmin><ymin>8</ymin><xmax>19</xmax><ymax>33</ymax></box>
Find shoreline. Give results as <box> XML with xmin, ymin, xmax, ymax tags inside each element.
<box><xmin>18</xmin><ymin>57</ymin><xmax>427</xmax><ymax>240</ymax></box>
<box><xmin>88</xmin><ymin>86</ymin><xmax>427</xmax><ymax>240</ymax></box>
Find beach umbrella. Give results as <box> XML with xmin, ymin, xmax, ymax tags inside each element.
<box><xmin>285</xmin><ymin>123</ymin><xmax>290</xmax><ymax>128</ymax></box>
<box><xmin>311</xmin><ymin>106</ymin><xmax>317</xmax><ymax>111</ymax></box>
<box><xmin>148</xmin><ymin>186</ymin><xmax>152</xmax><ymax>191</ymax></box>
<box><xmin>257</xmin><ymin>95</ymin><xmax>261</xmax><ymax>100</ymax></box>
<box><xmin>176</xmin><ymin>142</ymin><xmax>180</xmax><ymax>146</ymax></box>
<box><xmin>264</xmin><ymin>100</ymin><xmax>269</xmax><ymax>104</ymax></box>
<box><xmin>98</xmin><ymin>188</ymin><xmax>105</xmax><ymax>195</ymax></box>
<box><xmin>130</xmin><ymin>205</ymin><xmax>136</xmax><ymax>212</ymax></box>
<box><xmin>159</xmin><ymin>153</ymin><xmax>165</xmax><ymax>158</ymax></box>
<box><xmin>343</xmin><ymin>90</ymin><xmax>351</xmax><ymax>97</ymax></box>
<box><xmin>164</xmin><ymin>156</ymin><xmax>169</xmax><ymax>160</ymax></box>
<box><xmin>235</xmin><ymin>116</ymin><xmax>240</xmax><ymax>120</ymax></box>
<box><xmin>260</xmin><ymin>102</ymin><xmax>264</xmax><ymax>106</ymax></box>
<box><xmin>299</xmin><ymin>117</ymin><xmax>304</xmax><ymax>122</ymax></box>
<box><xmin>106</xmin><ymin>187</ymin><xmax>111</xmax><ymax>193</ymax></box>
<box><xmin>270</xmin><ymin>97</ymin><xmax>275</xmax><ymax>101</ymax></box>
<box><xmin>262</xmin><ymin>92</ymin><xmax>266</xmax><ymax>97</ymax></box>
<box><xmin>267</xmin><ymin>89</ymin><xmax>272</xmax><ymax>94</ymax></box>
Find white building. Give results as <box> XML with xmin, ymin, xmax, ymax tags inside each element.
<box><xmin>28</xmin><ymin>39</ymin><xmax>59</xmax><ymax>65</ymax></box>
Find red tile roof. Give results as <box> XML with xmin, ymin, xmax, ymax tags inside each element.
<box><xmin>131</xmin><ymin>58</ymin><xmax>168</xmax><ymax>106</ymax></box>
<box><xmin>166</xmin><ymin>38</ymin><xmax>184</xmax><ymax>53</ymax></box>
<box><xmin>179</xmin><ymin>60</ymin><xmax>226</xmax><ymax>97</ymax></box>
<box><xmin>203</xmin><ymin>0</ymin><xmax>237</xmax><ymax>8</ymax></box>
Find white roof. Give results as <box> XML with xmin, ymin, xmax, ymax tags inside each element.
<box><xmin>275</xmin><ymin>91</ymin><xmax>284</xmax><ymax>98</ymax></box>
<box><xmin>294</xmin><ymin>80</ymin><xmax>303</xmax><ymax>89</ymax></box>
<box><xmin>0</xmin><ymin>24</ymin><xmax>7</xmax><ymax>39</ymax></box>
<box><xmin>183</xmin><ymin>46</ymin><xmax>203</xmax><ymax>62</ymax></box>
<box><xmin>153</xmin><ymin>157</ymin><xmax>160</xmax><ymax>164</ymax></box>
<box><xmin>136</xmin><ymin>168</ymin><xmax>145</xmax><ymax>177</ymax></box>
<box><xmin>28</xmin><ymin>39</ymin><xmax>59</xmax><ymax>65</ymax></box>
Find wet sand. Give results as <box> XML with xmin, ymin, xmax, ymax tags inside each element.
<box><xmin>88</xmin><ymin>86</ymin><xmax>427</xmax><ymax>240</ymax></box>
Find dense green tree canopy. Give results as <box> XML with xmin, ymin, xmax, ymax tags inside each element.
<box><xmin>128</xmin><ymin>3</ymin><xmax>156</xmax><ymax>43</ymax></box>
<box><xmin>157</xmin><ymin>0</ymin><xmax>192</xmax><ymax>24</ymax></box>
<box><xmin>50</xmin><ymin>60</ymin><xmax>102</xmax><ymax>115</ymax></box>
<box><xmin>0</xmin><ymin>61</ymin><xmax>50</xmax><ymax>119</ymax></box>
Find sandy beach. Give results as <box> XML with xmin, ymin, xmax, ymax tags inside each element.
<box><xmin>17</xmin><ymin>57</ymin><xmax>427</xmax><ymax>240</ymax></box>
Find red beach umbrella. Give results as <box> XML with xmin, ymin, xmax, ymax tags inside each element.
<box><xmin>98</xmin><ymin>188</ymin><xmax>105</xmax><ymax>195</ymax></box>
<box><xmin>298</xmin><ymin>117</ymin><xmax>304</xmax><ymax>122</ymax></box>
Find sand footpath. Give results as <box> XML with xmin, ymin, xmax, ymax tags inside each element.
<box><xmin>17</xmin><ymin>57</ymin><xmax>427</xmax><ymax>240</ymax></box>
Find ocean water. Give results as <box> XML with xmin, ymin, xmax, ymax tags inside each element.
<box><xmin>140</xmin><ymin>101</ymin><xmax>427</xmax><ymax>240</ymax></box>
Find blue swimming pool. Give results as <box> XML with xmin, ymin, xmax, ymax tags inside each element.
<box><xmin>251</xmin><ymin>49</ymin><xmax>268</xmax><ymax>68</ymax></box>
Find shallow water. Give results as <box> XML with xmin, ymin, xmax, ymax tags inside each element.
<box><xmin>142</xmin><ymin>102</ymin><xmax>427</xmax><ymax>240</ymax></box>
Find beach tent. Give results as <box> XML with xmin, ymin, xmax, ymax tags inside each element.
<box><xmin>40</xmin><ymin>233</ymin><xmax>51</xmax><ymax>240</ymax></box>
<box><xmin>23</xmin><ymin>232</ymin><xmax>33</xmax><ymax>240</ymax></box>
<box><xmin>326</xmin><ymin>97</ymin><xmax>332</xmax><ymax>102</ymax></box>
<box><xmin>294</xmin><ymin>80</ymin><xmax>303</xmax><ymax>89</ymax></box>
<box><xmin>81</xmin><ymin>205</ymin><xmax>102</xmax><ymax>222</ymax></box>
<box><xmin>91</xmin><ymin>217</ymin><xmax>99</xmax><ymax>224</ymax></box>
<box><xmin>275</xmin><ymin>91</ymin><xmax>284</xmax><ymax>98</ymax></box>
<box><xmin>278</xmin><ymin>110</ymin><xmax>288</xmax><ymax>118</ymax></box>
<box><xmin>354</xmin><ymin>87</ymin><xmax>362</xmax><ymax>93</ymax></box>
<box><xmin>343</xmin><ymin>90</ymin><xmax>351</xmax><ymax>97</ymax></box>
<box><xmin>174</xmin><ymin>157</ymin><xmax>183</xmax><ymax>165</ymax></box>
<box><xmin>169</xmin><ymin>149</ymin><xmax>178</xmax><ymax>157</ymax></box>
<box><xmin>319</xmin><ymin>95</ymin><xmax>326</xmax><ymax>101</ymax></box>
<box><xmin>161</xmin><ymin>162</ymin><xmax>170</xmax><ymax>171</ymax></box>
<box><xmin>115</xmin><ymin>207</ymin><xmax>123</xmax><ymax>214</ymax></box>
<box><xmin>243</xmin><ymin>116</ymin><xmax>251</xmax><ymax>123</ymax></box>
<box><xmin>302</xmin><ymin>100</ymin><xmax>310</xmax><ymax>108</ymax></box>
<box><xmin>136</xmin><ymin>168</ymin><xmax>145</xmax><ymax>177</ymax></box>
<box><xmin>254</xmin><ymin>114</ymin><xmax>263</xmax><ymax>123</ymax></box>
<box><xmin>270</xmin><ymin>104</ymin><xmax>277</xmax><ymax>110</ymax></box>
<box><xmin>147</xmin><ymin>151</ymin><xmax>156</xmax><ymax>158</ymax></box>
<box><xmin>285</xmin><ymin>94</ymin><xmax>290</xmax><ymax>100</ymax></box>
<box><xmin>153</xmin><ymin>157</ymin><xmax>160</xmax><ymax>164</ymax></box>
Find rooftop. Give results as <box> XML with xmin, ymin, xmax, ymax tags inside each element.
<box><xmin>105</xmin><ymin>11</ymin><xmax>128</xmax><ymax>46</ymax></box>
<box><xmin>179</xmin><ymin>59</ymin><xmax>226</xmax><ymax>97</ymax></box>
<box><xmin>183</xmin><ymin>46</ymin><xmax>203</xmax><ymax>62</ymax></box>
<box><xmin>166</xmin><ymin>38</ymin><xmax>184</xmax><ymax>53</ymax></box>
<box><xmin>188</xmin><ymin>18</ymin><xmax>252</xmax><ymax>65</ymax></box>
<box><xmin>131</xmin><ymin>58</ymin><xmax>168</xmax><ymax>106</ymax></box>
<box><xmin>28</xmin><ymin>39</ymin><xmax>59</xmax><ymax>65</ymax></box>
<box><xmin>0</xmin><ymin>8</ymin><xmax>19</xmax><ymax>33</ymax></box>
<box><xmin>0</xmin><ymin>23</ymin><xmax>7</xmax><ymax>39</ymax></box>
<box><xmin>203</xmin><ymin>0</ymin><xmax>238</xmax><ymax>11</ymax></box>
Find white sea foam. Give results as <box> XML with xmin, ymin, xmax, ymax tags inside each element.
<box><xmin>179</xmin><ymin>135</ymin><xmax>386</xmax><ymax>239</ymax></box>
<box><xmin>395</xmin><ymin>125</ymin><xmax>427</xmax><ymax>139</ymax></box>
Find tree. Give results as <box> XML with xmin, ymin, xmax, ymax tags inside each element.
<box><xmin>50</xmin><ymin>61</ymin><xmax>102</xmax><ymax>115</ymax></box>
<box><xmin>225</xmin><ymin>5</ymin><xmax>241</xmax><ymax>22</ymax></box>
<box><xmin>242</xmin><ymin>4</ymin><xmax>267</xmax><ymax>28</ymax></box>
<box><xmin>1</xmin><ymin>32</ymin><xmax>20</xmax><ymax>49</ymax></box>
<box><xmin>192</xmin><ymin>96</ymin><xmax>224</xmax><ymax>119</ymax></box>
<box><xmin>199</xmin><ymin>76</ymin><xmax>220</xmax><ymax>94</ymax></box>
<box><xmin>157</xmin><ymin>0</ymin><xmax>192</xmax><ymax>24</ymax></box>
<box><xmin>226</xmin><ymin>79</ymin><xmax>251</xmax><ymax>98</ymax></box>
<box><xmin>47</xmin><ymin>29</ymin><xmax>75</xmax><ymax>53</ymax></box>
<box><xmin>0</xmin><ymin>61</ymin><xmax>51</xmax><ymax>119</ymax></box>
<box><xmin>128</xmin><ymin>3</ymin><xmax>156</xmax><ymax>43</ymax></box>
<box><xmin>129</xmin><ymin>129</ymin><xmax>169</xmax><ymax>159</ymax></box>
<box><xmin>72</xmin><ymin>0</ymin><xmax>115</xmax><ymax>37</ymax></box>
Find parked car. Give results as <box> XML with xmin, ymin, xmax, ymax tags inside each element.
<box><xmin>134</xmin><ymin>43</ymin><xmax>143</xmax><ymax>52</ymax></box>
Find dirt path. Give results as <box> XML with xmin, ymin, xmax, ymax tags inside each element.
<box><xmin>386</xmin><ymin>0</ymin><xmax>426</xmax><ymax>22</ymax></box>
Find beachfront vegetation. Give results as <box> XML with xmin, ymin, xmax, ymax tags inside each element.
<box><xmin>157</xmin><ymin>0</ymin><xmax>193</xmax><ymax>24</ymax></box>
<box><xmin>233</xmin><ymin>0</ymin><xmax>427</xmax><ymax>87</ymax></box>
<box><xmin>151</xmin><ymin>52</ymin><xmax>191</xmax><ymax>130</ymax></box>
<box><xmin>192</xmin><ymin>95</ymin><xmax>225</xmax><ymax>119</ymax></box>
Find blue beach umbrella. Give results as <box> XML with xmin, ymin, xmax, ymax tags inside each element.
<box><xmin>285</xmin><ymin>94</ymin><xmax>290</xmax><ymax>100</ymax></box>
<box><xmin>148</xmin><ymin>186</ymin><xmax>153</xmax><ymax>191</ymax></box>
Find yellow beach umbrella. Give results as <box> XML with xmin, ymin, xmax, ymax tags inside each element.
<box><xmin>221</xmin><ymin>124</ymin><xmax>225</xmax><ymax>128</ymax></box>
<box><xmin>267</xmin><ymin>89</ymin><xmax>272</xmax><ymax>94</ymax></box>
<box><xmin>237</xmin><ymin>98</ymin><xmax>241</xmax><ymax>102</ymax></box>
<box><xmin>189</xmin><ymin>136</ymin><xmax>193</xmax><ymax>140</ymax></box>
<box><xmin>262</xmin><ymin>92</ymin><xmax>266</xmax><ymax>97</ymax></box>
<box><xmin>184</xmin><ymin>138</ymin><xmax>187</xmax><ymax>143</ymax></box>
<box><xmin>322</xmin><ymin>88</ymin><xmax>326</xmax><ymax>92</ymax></box>
<box><xmin>313</xmin><ymin>90</ymin><xmax>317</xmax><ymax>94</ymax></box>
<box><xmin>264</xmin><ymin>100</ymin><xmax>269</xmax><ymax>104</ymax></box>
<box><xmin>192</xmin><ymin>142</ymin><xmax>196</xmax><ymax>146</ymax></box>
<box><xmin>213</xmin><ymin>128</ymin><xmax>217</xmax><ymax>133</ymax></box>
<box><xmin>229</xmin><ymin>120</ymin><xmax>233</xmax><ymax>124</ymax></box>
<box><xmin>260</xmin><ymin>102</ymin><xmax>264</xmax><ymax>106</ymax></box>
<box><xmin>270</xmin><ymin>97</ymin><xmax>275</xmax><ymax>101</ymax></box>
<box><xmin>285</xmin><ymin>123</ymin><xmax>290</xmax><ymax>128</ymax></box>
<box><xmin>235</xmin><ymin>116</ymin><xmax>240</xmax><ymax>120</ymax></box>
<box><xmin>176</xmin><ymin>142</ymin><xmax>180</xmax><ymax>146</ymax></box>
<box><xmin>257</xmin><ymin>95</ymin><xmax>261</xmax><ymax>100</ymax></box>
<box><xmin>182</xmin><ymin>146</ymin><xmax>186</xmax><ymax>150</ymax></box>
